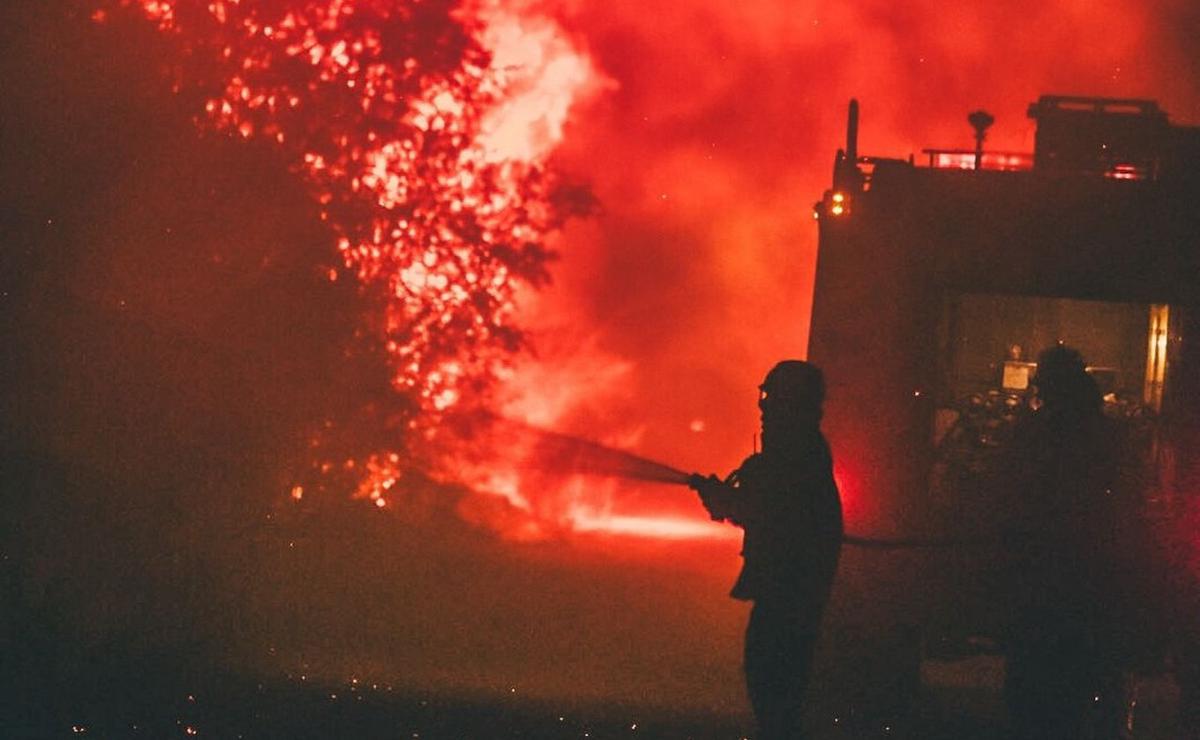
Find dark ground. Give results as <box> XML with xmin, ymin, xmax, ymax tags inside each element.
<box><xmin>2</xmin><ymin>671</ymin><xmax>748</xmax><ymax>739</ymax></box>
<box><xmin>1</xmin><ymin>450</ymin><xmax>1189</xmax><ymax>740</ymax></box>
<box><xmin>0</xmin><ymin>654</ymin><xmax>1182</xmax><ymax>739</ymax></box>
<box><xmin>0</xmin><ymin>498</ymin><xmax>1188</xmax><ymax>738</ymax></box>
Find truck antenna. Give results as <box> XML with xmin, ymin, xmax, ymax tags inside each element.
<box><xmin>846</xmin><ymin>98</ymin><xmax>860</xmax><ymax>163</ymax></box>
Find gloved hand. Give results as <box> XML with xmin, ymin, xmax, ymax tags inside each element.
<box><xmin>688</xmin><ymin>473</ymin><xmax>732</xmax><ymax>521</ymax></box>
<box><xmin>688</xmin><ymin>472</ymin><xmax>716</xmax><ymax>489</ymax></box>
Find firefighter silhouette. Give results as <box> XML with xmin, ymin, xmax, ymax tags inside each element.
<box><xmin>690</xmin><ymin>360</ymin><xmax>843</xmax><ymax>740</ymax></box>
<box><xmin>1001</xmin><ymin>345</ymin><xmax>1131</xmax><ymax>738</ymax></box>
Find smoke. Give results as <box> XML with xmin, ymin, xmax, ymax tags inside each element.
<box><xmin>477</xmin><ymin>2</ymin><xmax>608</xmax><ymax>162</ymax></box>
<box><xmin>489</xmin><ymin>0</ymin><xmax>1200</xmax><ymax>533</ymax></box>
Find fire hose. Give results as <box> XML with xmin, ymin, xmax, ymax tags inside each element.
<box><xmin>504</xmin><ymin>420</ymin><xmax>978</xmax><ymax>549</ymax></box>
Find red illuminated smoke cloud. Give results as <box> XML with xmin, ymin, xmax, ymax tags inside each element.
<box><xmin>474</xmin><ymin>0</ymin><xmax>1200</xmax><ymax>536</ymax></box>
<box><xmin>500</xmin><ymin>0</ymin><xmax>1200</xmax><ymax>493</ymax></box>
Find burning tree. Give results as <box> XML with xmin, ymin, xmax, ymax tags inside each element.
<box><xmin>96</xmin><ymin>0</ymin><xmax>595</xmax><ymax>509</ymax></box>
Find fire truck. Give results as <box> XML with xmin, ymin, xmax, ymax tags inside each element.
<box><xmin>811</xmin><ymin>94</ymin><xmax>1199</xmax><ymax>532</ymax></box>
<box><xmin>807</xmin><ymin>95</ymin><xmax>1200</xmax><ymax>726</ymax></box>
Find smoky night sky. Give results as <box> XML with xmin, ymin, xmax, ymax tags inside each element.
<box><xmin>2</xmin><ymin>0</ymin><xmax>1200</xmax><ymax>730</ymax></box>
<box><xmin>530</xmin><ymin>0</ymin><xmax>1200</xmax><ymax>480</ymax></box>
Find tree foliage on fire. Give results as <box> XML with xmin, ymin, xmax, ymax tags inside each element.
<box><xmin>96</xmin><ymin>0</ymin><xmax>592</xmax><ymax>507</ymax></box>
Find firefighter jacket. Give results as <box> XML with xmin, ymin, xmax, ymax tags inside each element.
<box><xmin>702</xmin><ymin>432</ymin><xmax>843</xmax><ymax>613</ymax></box>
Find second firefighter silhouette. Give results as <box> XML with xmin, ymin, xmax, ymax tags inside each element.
<box><xmin>1001</xmin><ymin>345</ymin><xmax>1135</xmax><ymax>738</ymax></box>
<box><xmin>690</xmin><ymin>360</ymin><xmax>843</xmax><ymax>740</ymax></box>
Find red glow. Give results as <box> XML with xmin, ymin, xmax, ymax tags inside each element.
<box><xmin>832</xmin><ymin>463</ymin><xmax>864</xmax><ymax>525</ymax></box>
<box><xmin>925</xmin><ymin>151</ymin><xmax>1033</xmax><ymax>171</ymax></box>
<box><xmin>1181</xmin><ymin>493</ymin><xmax>1200</xmax><ymax>582</ymax></box>
<box><xmin>1105</xmin><ymin>163</ymin><xmax>1145</xmax><ymax>180</ymax></box>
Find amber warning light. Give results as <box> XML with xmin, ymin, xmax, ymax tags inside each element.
<box><xmin>816</xmin><ymin>191</ymin><xmax>852</xmax><ymax>220</ymax></box>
